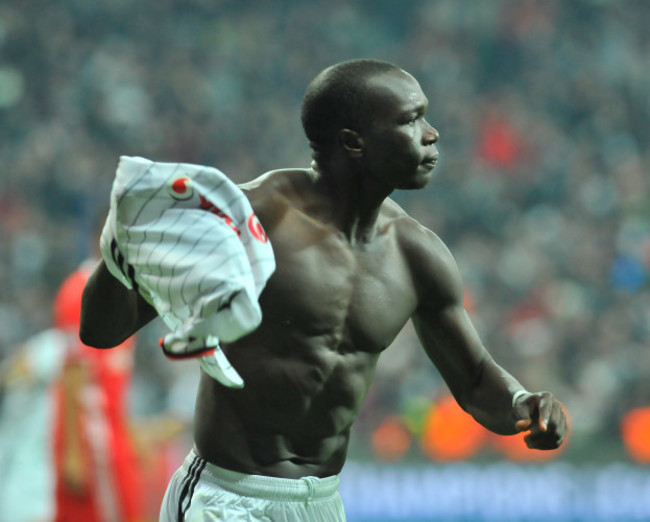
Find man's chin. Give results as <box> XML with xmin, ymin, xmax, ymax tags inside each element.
<box><xmin>399</xmin><ymin>170</ymin><xmax>435</xmax><ymax>190</ymax></box>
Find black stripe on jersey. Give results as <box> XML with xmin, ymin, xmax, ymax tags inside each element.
<box><xmin>127</xmin><ymin>262</ymin><xmax>140</xmax><ymax>294</ymax></box>
<box><xmin>110</xmin><ymin>239</ymin><xmax>129</xmax><ymax>282</ymax></box>
<box><xmin>110</xmin><ymin>239</ymin><xmax>140</xmax><ymax>294</ymax></box>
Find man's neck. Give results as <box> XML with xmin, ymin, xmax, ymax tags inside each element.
<box><xmin>311</xmin><ymin>163</ymin><xmax>392</xmax><ymax>246</ymax></box>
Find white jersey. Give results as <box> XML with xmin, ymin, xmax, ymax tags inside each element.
<box><xmin>100</xmin><ymin>156</ymin><xmax>275</xmax><ymax>388</ymax></box>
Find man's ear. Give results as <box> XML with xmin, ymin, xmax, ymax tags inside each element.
<box><xmin>337</xmin><ymin>129</ymin><xmax>364</xmax><ymax>158</ymax></box>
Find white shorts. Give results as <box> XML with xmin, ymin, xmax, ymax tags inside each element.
<box><xmin>160</xmin><ymin>450</ymin><xmax>347</xmax><ymax>521</ymax></box>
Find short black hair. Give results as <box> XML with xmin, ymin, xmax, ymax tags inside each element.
<box><xmin>301</xmin><ymin>59</ymin><xmax>403</xmax><ymax>156</ymax></box>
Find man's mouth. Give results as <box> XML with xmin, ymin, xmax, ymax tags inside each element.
<box><xmin>421</xmin><ymin>154</ymin><xmax>439</xmax><ymax>169</ymax></box>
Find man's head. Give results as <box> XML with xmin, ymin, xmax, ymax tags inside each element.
<box><xmin>301</xmin><ymin>59</ymin><xmax>404</xmax><ymax>159</ymax></box>
<box><xmin>301</xmin><ymin>59</ymin><xmax>439</xmax><ymax>189</ymax></box>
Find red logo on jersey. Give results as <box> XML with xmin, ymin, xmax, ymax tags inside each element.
<box><xmin>198</xmin><ymin>195</ymin><xmax>241</xmax><ymax>236</ymax></box>
<box><xmin>248</xmin><ymin>213</ymin><xmax>268</xmax><ymax>243</ymax></box>
<box><xmin>167</xmin><ymin>176</ymin><xmax>193</xmax><ymax>200</ymax></box>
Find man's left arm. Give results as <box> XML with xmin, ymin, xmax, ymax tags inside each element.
<box><xmin>408</xmin><ymin>229</ymin><xmax>567</xmax><ymax>449</ymax></box>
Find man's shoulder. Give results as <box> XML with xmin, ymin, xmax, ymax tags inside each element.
<box><xmin>240</xmin><ymin>168</ymin><xmax>311</xmax><ymax>225</ymax></box>
<box><xmin>382</xmin><ymin>198</ymin><xmax>436</xmax><ymax>242</ymax></box>
<box><xmin>382</xmin><ymin>201</ymin><xmax>462</xmax><ymax>304</ymax></box>
<box><xmin>240</xmin><ymin>168</ymin><xmax>308</xmax><ymax>198</ymax></box>
<box><xmin>382</xmin><ymin>199</ymin><xmax>451</xmax><ymax>263</ymax></box>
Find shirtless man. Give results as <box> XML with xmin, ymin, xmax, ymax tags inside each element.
<box><xmin>80</xmin><ymin>59</ymin><xmax>568</xmax><ymax>521</ymax></box>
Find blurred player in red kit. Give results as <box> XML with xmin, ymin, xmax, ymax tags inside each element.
<box><xmin>52</xmin><ymin>262</ymin><xmax>145</xmax><ymax>522</ymax></box>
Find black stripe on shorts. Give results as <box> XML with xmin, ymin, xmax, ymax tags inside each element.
<box><xmin>177</xmin><ymin>455</ymin><xmax>207</xmax><ymax>521</ymax></box>
<box><xmin>184</xmin><ymin>458</ymin><xmax>207</xmax><ymax>519</ymax></box>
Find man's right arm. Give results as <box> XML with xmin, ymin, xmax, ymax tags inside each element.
<box><xmin>79</xmin><ymin>260</ymin><xmax>157</xmax><ymax>348</ymax></box>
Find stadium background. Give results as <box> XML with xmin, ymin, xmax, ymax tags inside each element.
<box><xmin>1</xmin><ymin>0</ymin><xmax>649</xmax><ymax>520</ymax></box>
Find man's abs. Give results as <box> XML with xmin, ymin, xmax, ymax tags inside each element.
<box><xmin>192</xmin><ymin>338</ymin><xmax>379</xmax><ymax>479</ymax></box>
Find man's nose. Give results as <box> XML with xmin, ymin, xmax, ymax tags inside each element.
<box><xmin>423</xmin><ymin>124</ymin><xmax>439</xmax><ymax>145</ymax></box>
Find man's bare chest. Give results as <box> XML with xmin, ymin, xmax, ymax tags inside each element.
<box><xmin>259</xmin><ymin>218</ymin><xmax>417</xmax><ymax>354</ymax></box>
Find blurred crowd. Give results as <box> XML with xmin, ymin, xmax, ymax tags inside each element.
<box><xmin>1</xmin><ymin>0</ymin><xmax>649</xmax><ymax>476</ymax></box>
